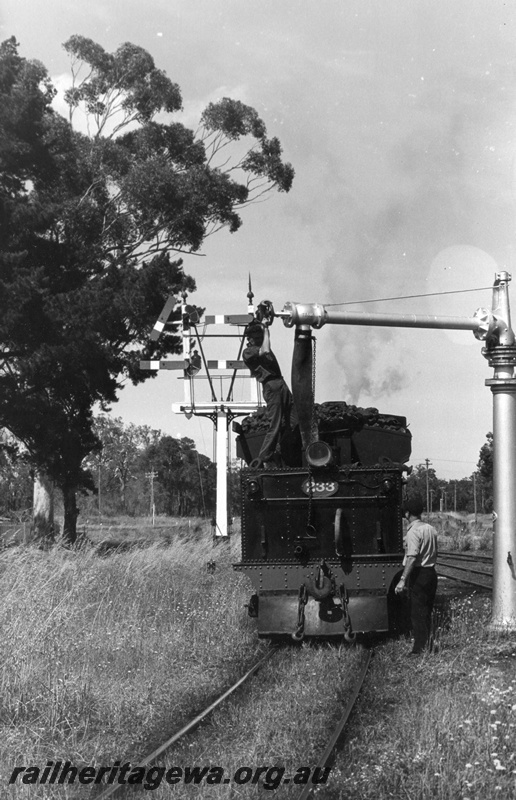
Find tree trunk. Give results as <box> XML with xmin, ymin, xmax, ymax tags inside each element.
<box><xmin>119</xmin><ymin>478</ymin><xmax>127</xmax><ymax>514</ymax></box>
<box><xmin>32</xmin><ymin>470</ymin><xmax>55</xmax><ymax>544</ymax></box>
<box><xmin>62</xmin><ymin>484</ymin><xmax>79</xmax><ymax>545</ymax></box>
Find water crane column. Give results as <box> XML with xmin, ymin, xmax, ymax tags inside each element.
<box><xmin>483</xmin><ymin>272</ymin><xmax>516</xmax><ymax>630</ymax></box>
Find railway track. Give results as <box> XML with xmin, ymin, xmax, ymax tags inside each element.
<box><xmin>436</xmin><ymin>551</ymin><xmax>493</xmax><ymax>590</ymax></box>
<box><xmin>297</xmin><ymin>648</ymin><xmax>371</xmax><ymax>800</ymax></box>
<box><xmin>95</xmin><ymin>645</ymin><xmax>372</xmax><ymax>800</ymax></box>
<box><xmin>95</xmin><ymin>647</ymin><xmax>279</xmax><ymax>799</ymax></box>
<box><xmin>92</xmin><ymin>557</ymin><xmax>487</xmax><ymax>800</ymax></box>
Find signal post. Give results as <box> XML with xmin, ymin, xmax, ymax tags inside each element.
<box><xmin>171</xmin><ymin>400</ymin><xmax>258</xmax><ymax>537</ymax></box>
<box><xmin>142</xmin><ymin>294</ymin><xmax>259</xmax><ymax>538</ymax></box>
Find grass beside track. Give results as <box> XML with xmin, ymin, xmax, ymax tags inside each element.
<box><xmin>1</xmin><ymin>524</ymin><xmax>261</xmax><ymax>797</ymax></box>
<box><xmin>328</xmin><ymin>587</ymin><xmax>516</xmax><ymax>800</ymax></box>
<box><xmin>1</xmin><ymin>521</ymin><xmax>513</xmax><ymax>799</ymax></box>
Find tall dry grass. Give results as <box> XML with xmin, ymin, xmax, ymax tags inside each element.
<box><xmin>429</xmin><ymin>512</ymin><xmax>493</xmax><ymax>552</ymax></box>
<box><xmin>2</xmin><ymin>521</ymin><xmax>512</xmax><ymax>800</ymax></box>
<box><xmin>1</xmin><ymin>524</ymin><xmax>262</xmax><ymax>797</ymax></box>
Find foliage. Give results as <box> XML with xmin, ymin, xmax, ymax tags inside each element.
<box><xmin>80</xmin><ymin>416</ymin><xmax>221</xmax><ymax>519</ymax></box>
<box><xmin>63</xmin><ymin>36</ymin><xmax>182</xmax><ymax>135</ymax></box>
<box><xmin>477</xmin><ymin>432</ymin><xmax>493</xmax><ymax>482</ymax></box>
<box><xmin>139</xmin><ymin>434</ymin><xmax>216</xmax><ymax>517</ymax></box>
<box><xmin>83</xmin><ymin>416</ymin><xmax>161</xmax><ymax>514</ymax></box>
<box><xmin>476</xmin><ymin>431</ymin><xmax>493</xmax><ymax>511</ymax></box>
<box><xmin>0</xmin><ymin>430</ymin><xmax>32</xmax><ymax>516</ymax></box>
<box><xmin>0</xmin><ymin>36</ymin><xmax>293</xmax><ymax>542</ymax></box>
<box><xmin>406</xmin><ymin>455</ymin><xmax>493</xmax><ymax>514</ymax></box>
<box><xmin>61</xmin><ymin>36</ymin><xmax>294</xmax><ymax>254</ymax></box>
<box><xmin>405</xmin><ymin>464</ymin><xmax>441</xmax><ymax>511</ymax></box>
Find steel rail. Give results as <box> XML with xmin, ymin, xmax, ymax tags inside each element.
<box><xmin>95</xmin><ymin>646</ymin><xmax>279</xmax><ymax>800</ymax></box>
<box><xmin>297</xmin><ymin>648</ymin><xmax>372</xmax><ymax>800</ymax></box>
<box><xmin>438</xmin><ymin>550</ymin><xmax>493</xmax><ymax>563</ymax></box>
<box><xmin>437</xmin><ymin>551</ymin><xmax>493</xmax><ymax>590</ymax></box>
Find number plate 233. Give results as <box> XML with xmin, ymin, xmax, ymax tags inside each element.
<box><xmin>301</xmin><ymin>479</ymin><xmax>338</xmax><ymax>497</ymax></box>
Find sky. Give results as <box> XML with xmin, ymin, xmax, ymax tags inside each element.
<box><xmin>3</xmin><ymin>0</ymin><xmax>516</xmax><ymax>480</ymax></box>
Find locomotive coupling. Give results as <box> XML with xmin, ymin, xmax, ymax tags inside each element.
<box><xmin>303</xmin><ymin>561</ymin><xmax>333</xmax><ymax>600</ymax></box>
<box><xmin>303</xmin><ymin>575</ymin><xmax>332</xmax><ymax>600</ymax></box>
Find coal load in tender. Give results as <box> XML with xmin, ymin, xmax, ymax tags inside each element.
<box><xmin>234</xmin><ymin>401</ymin><xmax>412</xmax><ymax>467</ymax></box>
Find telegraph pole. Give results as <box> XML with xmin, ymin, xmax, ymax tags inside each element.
<box><xmin>98</xmin><ymin>462</ymin><xmax>102</xmax><ymax>517</ymax></box>
<box><xmin>473</xmin><ymin>471</ymin><xmax>478</xmax><ymax>524</ymax></box>
<box><xmin>425</xmin><ymin>458</ymin><xmax>432</xmax><ymax>515</ymax></box>
<box><xmin>146</xmin><ymin>470</ymin><xmax>157</xmax><ymax>526</ymax></box>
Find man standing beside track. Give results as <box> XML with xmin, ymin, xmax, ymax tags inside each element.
<box><xmin>395</xmin><ymin>494</ymin><xmax>438</xmax><ymax>655</ymax></box>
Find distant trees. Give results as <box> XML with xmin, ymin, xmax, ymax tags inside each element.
<box><xmin>139</xmin><ymin>435</ymin><xmax>216</xmax><ymax>517</ymax></box>
<box><xmin>477</xmin><ymin>432</ymin><xmax>493</xmax><ymax>512</ymax></box>
<box><xmin>80</xmin><ymin>416</ymin><xmax>217</xmax><ymax>519</ymax></box>
<box><xmin>405</xmin><ymin>464</ymin><xmax>441</xmax><ymax>510</ymax></box>
<box><xmin>85</xmin><ymin>416</ymin><xmax>161</xmax><ymax>514</ymax></box>
<box><xmin>0</xmin><ymin>418</ymin><xmax>495</xmax><ymax>521</ymax></box>
<box><xmin>406</xmin><ymin>434</ymin><xmax>495</xmax><ymax>515</ymax></box>
<box><xmin>0</xmin><ymin>36</ymin><xmax>293</xmax><ymax>543</ymax></box>
<box><xmin>477</xmin><ymin>432</ymin><xmax>493</xmax><ymax>482</ymax></box>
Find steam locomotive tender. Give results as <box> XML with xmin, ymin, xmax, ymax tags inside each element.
<box><xmin>234</xmin><ymin>397</ymin><xmax>412</xmax><ymax>640</ymax></box>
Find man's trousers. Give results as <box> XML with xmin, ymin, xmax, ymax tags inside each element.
<box><xmin>409</xmin><ymin>566</ymin><xmax>438</xmax><ymax>652</ymax></box>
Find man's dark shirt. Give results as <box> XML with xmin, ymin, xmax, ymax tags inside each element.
<box><xmin>242</xmin><ymin>345</ymin><xmax>283</xmax><ymax>384</ymax></box>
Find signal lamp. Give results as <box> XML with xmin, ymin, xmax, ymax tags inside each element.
<box><xmin>306</xmin><ymin>440</ymin><xmax>333</xmax><ymax>468</ymax></box>
<box><xmin>382</xmin><ymin>479</ymin><xmax>395</xmax><ymax>493</ymax></box>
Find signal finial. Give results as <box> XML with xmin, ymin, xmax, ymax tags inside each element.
<box><xmin>247</xmin><ymin>273</ymin><xmax>255</xmax><ymax>315</ymax></box>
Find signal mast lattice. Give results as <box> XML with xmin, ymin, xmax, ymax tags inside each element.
<box><xmin>140</xmin><ymin>286</ymin><xmax>261</xmax><ymax>538</ymax></box>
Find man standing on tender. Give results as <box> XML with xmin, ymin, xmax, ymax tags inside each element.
<box><xmin>242</xmin><ymin>304</ymin><xmax>295</xmax><ymax>468</ymax></box>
